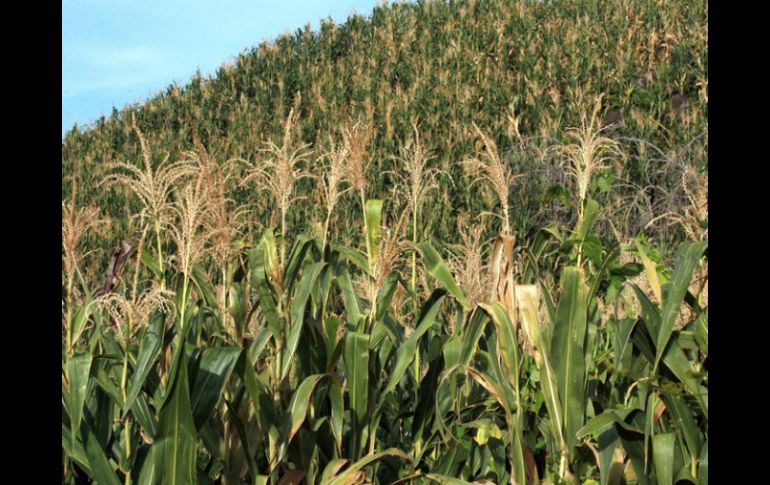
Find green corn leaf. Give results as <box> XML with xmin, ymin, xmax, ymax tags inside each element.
<box><xmin>698</xmin><ymin>440</ymin><xmax>708</xmax><ymax>485</ymax></box>
<box><xmin>550</xmin><ymin>266</ymin><xmax>588</xmax><ymax>457</ymax></box>
<box><xmin>228</xmin><ymin>282</ymin><xmax>247</xmax><ymax>337</ymax></box>
<box><xmin>575</xmin><ymin>198</ymin><xmax>601</xmax><ymax>241</ymax></box>
<box><xmin>284</xmin><ymin>235</ymin><xmax>315</xmax><ymax>293</ymax></box>
<box><xmin>336</xmin><ymin>265</ymin><xmax>362</xmax><ymax>328</ymax></box>
<box><xmin>61</xmin><ymin>420</ymin><xmax>91</xmax><ymax>475</ymax></box>
<box><xmin>694</xmin><ymin>309</ymin><xmax>708</xmax><ymax>355</ymax></box>
<box><xmin>249</xmin><ymin>326</ymin><xmax>273</xmax><ymax>365</ymax></box>
<box><xmin>479</xmin><ymin>302</ymin><xmax>528</xmax><ymax>485</ymax></box>
<box><xmin>136</xmin><ymin>441</ymin><xmax>162</xmax><ymax>485</ymax></box>
<box><xmin>383</xmin><ymin>290</ymin><xmax>446</xmax><ymax>398</ymax></box>
<box><xmin>516</xmin><ymin>285</ymin><xmax>566</xmax><ymax>454</ymax></box>
<box><xmin>322</xmin><ymin>315</ymin><xmax>341</xmax><ymax>367</ymax></box>
<box><xmin>70</xmin><ymin>299</ymin><xmax>96</xmax><ymax>349</ymax></box>
<box><xmin>597</xmin><ymin>424</ymin><xmax>622</xmax><ymax>485</ymax></box>
<box><xmin>418</xmin><ymin>240</ymin><xmax>470</xmax><ymax>309</ymax></box>
<box><xmin>190</xmin><ymin>347</ymin><xmax>242</xmax><ymax>430</ymax></box>
<box><xmin>191</xmin><ymin>264</ymin><xmax>218</xmax><ymax>309</ymax></box>
<box><xmin>411</xmin><ymin>351</ymin><xmax>444</xmax><ymax>444</ymax></box>
<box><xmin>284</xmin><ymin>374</ymin><xmax>328</xmax><ymax>446</ymax></box>
<box><xmin>344</xmin><ymin>331</ymin><xmax>370</xmax><ymax>460</ymax></box>
<box><xmin>577</xmin><ymin>408</ymin><xmax>643</xmax><ymax>438</ymax></box>
<box><xmin>479</xmin><ymin>302</ymin><xmax>520</xmax><ymax>396</ymax></box>
<box><xmin>634</xmin><ymin>240</ymin><xmax>662</xmax><ymax>303</ymax></box>
<box><xmin>464</xmin><ymin>366</ymin><xmax>526</xmax><ymax>485</ymax></box>
<box><xmin>153</xmin><ymin>337</ymin><xmax>198</xmax><ymax>485</ymax></box>
<box><xmin>327</xmin><ymin>448</ymin><xmax>411</xmax><ymax>485</ymax></box>
<box><xmin>332</xmin><ymin>244</ymin><xmax>369</xmax><ymax>273</ymax></box>
<box><xmin>224</xmin><ymin>399</ymin><xmax>260</xmax><ymax>482</ymax></box>
<box><xmin>236</xmin><ymin>352</ymin><xmax>280</xmax><ymax>449</ymax></box>
<box><xmin>320</xmin><ymin>459</ymin><xmax>350</xmax><ymax>484</ymax></box>
<box><xmin>612</xmin><ymin>317</ymin><xmax>637</xmax><ymax>371</ymax></box>
<box><xmin>131</xmin><ymin>393</ymin><xmax>158</xmax><ymax>439</ymax></box>
<box><xmin>329</xmin><ymin>377</ymin><xmax>344</xmax><ymax>455</ymax></box>
<box><xmin>123</xmin><ymin>314</ymin><xmax>164</xmax><ymax>416</ymax></box>
<box><xmin>92</xmin><ymin>358</ymin><xmax>124</xmax><ymax>407</ymax></box>
<box><xmin>365</xmin><ymin>199</ymin><xmax>383</xmax><ymax>270</ymax></box>
<box><xmin>587</xmin><ymin>245</ymin><xmax>620</xmax><ymax>307</ymax></box>
<box><xmin>248</xmin><ymin>247</ymin><xmax>282</xmax><ymax>339</ymax></box>
<box><xmin>661</xmin><ymin>338</ymin><xmax>708</xmax><ymax>417</ymax></box>
<box><xmin>282</xmin><ymin>262</ymin><xmax>325</xmax><ymax>380</ymax></box>
<box><xmin>652</xmin><ymin>433</ymin><xmax>676</xmax><ymax>485</ymax></box>
<box><xmin>485</xmin><ymin>333</ymin><xmax>517</xmax><ymax>419</ymax></box>
<box><xmin>656</xmin><ymin>242</ymin><xmax>707</xmax><ymax>369</ymax></box>
<box><xmin>621</xmin><ymin>432</ymin><xmax>650</xmax><ymax>485</ymax></box>
<box><xmin>67</xmin><ymin>353</ymin><xmax>93</xmax><ymax>446</ymax></box>
<box><xmin>83</xmin><ymin>422</ymin><xmax>122</xmax><ymax>485</ymax></box>
<box><xmin>374</xmin><ymin>272</ymin><xmax>400</xmax><ymax>322</ymax></box>
<box><xmin>459</xmin><ymin>307</ymin><xmax>487</xmax><ymax>365</ymax></box>
<box><xmin>663</xmin><ymin>391</ymin><xmax>703</xmax><ymax>462</ymax></box>
<box><xmin>259</xmin><ymin>228</ymin><xmax>280</xmax><ymax>283</ymax></box>
<box><xmin>141</xmin><ymin>249</ymin><xmax>162</xmax><ymax>279</ymax></box>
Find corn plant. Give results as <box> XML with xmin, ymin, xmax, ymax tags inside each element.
<box><xmin>62</xmin><ymin>1</ymin><xmax>707</xmax><ymax>483</ymax></box>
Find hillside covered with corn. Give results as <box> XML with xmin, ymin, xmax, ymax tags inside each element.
<box><xmin>62</xmin><ymin>0</ymin><xmax>708</xmax><ymax>484</ymax></box>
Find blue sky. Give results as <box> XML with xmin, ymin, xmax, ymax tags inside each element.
<box><xmin>62</xmin><ymin>0</ymin><xmax>386</xmax><ymax>136</ymax></box>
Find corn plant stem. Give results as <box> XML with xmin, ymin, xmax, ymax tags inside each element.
<box><xmin>281</xmin><ymin>205</ymin><xmax>287</xmax><ymax>273</ymax></box>
<box><xmin>124</xmin><ymin>417</ymin><xmax>132</xmax><ymax>469</ymax></box>
<box><xmin>121</xmin><ymin>322</ymin><xmax>132</xmax><ymax>465</ymax></box>
<box><xmin>691</xmin><ymin>455</ymin><xmax>698</xmax><ymax>479</ymax></box>
<box><xmin>510</xmin><ymin>348</ymin><xmax>524</xmax><ymax>485</ymax></box>
<box><xmin>411</xmin><ymin>204</ymin><xmax>418</xmax><ymax>293</ymax></box>
<box><xmin>180</xmin><ymin>274</ymin><xmax>190</xmax><ymax>332</ymax></box>
<box><xmin>322</xmin><ymin>210</ymin><xmax>331</xmax><ymax>259</ymax></box>
<box><xmin>121</xmin><ymin>351</ymin><xmax>129</xmax><ymax>403</ymax></box>
<box><xmin>221</xmin><ymin>264</ymin><xmax>230</xmax><ymax>340</ymax></box>
<box><xmin>268</xmin><ymin>424</ymin><xmax>278</xmax><ymax>484</ymax></box>
<box><xmin>560</xmin><ymin>453</ymin><xmax>569</xmax><ymax>481</ymax></box>
<box><xmin>361</xmin><ymin>190</ymin><xmax>376</xmax><ymax>323</ymax></box>
<box><xmin>159</xmin><ymin>349</ymin><xmax>167</xmax><ymax>386</ymax></box>
<box><xmin>65</xmin><ymin>273</ymin><xmax>74</xmax><ymax>355</ymax></box>
<box><xmin>576</xmin><ymin>200</ymin><xmax>585</xmax><ymax>268</ymax></box>
<box><xmin>154</xmin><ymin>219</ymin><xmax>165</xmax><ymax>291</ymax></box>
<box><xmin>411</xmin><ymin>207</ymin><xmax>422</xmax><ymax>387</ymax></box>
<box><xmin>504</xmin><ymin>206</ymin><xmax>510</xmax><ymax>236</ymax></box>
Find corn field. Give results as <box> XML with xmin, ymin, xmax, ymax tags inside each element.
<box><xmin>62</xmin><ymin>0</ymin><xmax>708</xmax><ymax>484</ymax></box>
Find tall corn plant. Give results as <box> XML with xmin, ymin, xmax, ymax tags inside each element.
<box><xmin>241</xmin><ymin>103</ymin><xmax>313</xmax><ymax>271</ymax></box>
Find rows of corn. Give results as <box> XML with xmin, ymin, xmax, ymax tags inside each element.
<box><xmin>62</xmin><ymin>99</ymin><xmax>707</xmax><ymax>484</ymax></box>
<box><xmin>62</xmin><ymin>1</ymin><xmax>707</xmax><ymax>484</ymax></box>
